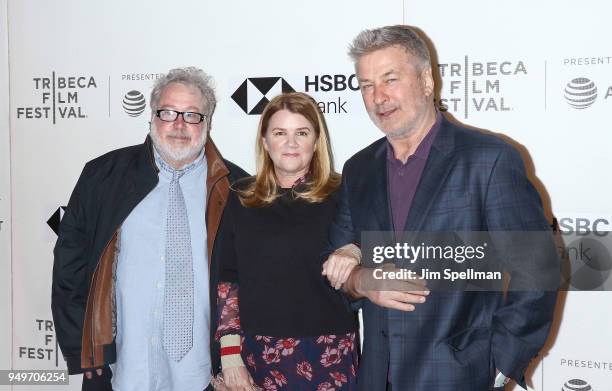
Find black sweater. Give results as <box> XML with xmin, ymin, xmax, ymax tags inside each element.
<box><xmin>217</xmin><ymin>183</ymin><xmax>357</xmax><ymax>337</ymax></box>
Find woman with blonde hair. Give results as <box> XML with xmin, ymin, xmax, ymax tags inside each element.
<box><xmin>214</xmin><ymin>92</ymin><xmax>358</xmax><ymax>391</ymax></box>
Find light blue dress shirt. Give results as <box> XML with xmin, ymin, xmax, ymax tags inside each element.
<box><xmin>110</xmin><ymin>148</ymin><xmax>210</xmax><ymax>391</ymax></box>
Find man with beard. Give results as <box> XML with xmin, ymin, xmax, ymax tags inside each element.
<box><xmin>52</xmin><ymin>67</ymin><xmax>247</xmax><ymax>391</ymax></box>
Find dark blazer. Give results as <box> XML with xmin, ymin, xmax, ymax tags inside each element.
<box><xmin>328</xmin><ymin>115</ymin><xmax>559</xmax><ymax>391</ymax></box>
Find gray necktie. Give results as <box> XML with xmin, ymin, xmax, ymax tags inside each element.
<box><xmin>163</xmin><ymin>169</ymin><xmax>194</xmax><ymax>361</ymax></box>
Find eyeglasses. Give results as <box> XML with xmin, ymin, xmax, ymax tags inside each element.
<box><xmin>155</xmin><ymin>109</ymin><xmax>206</xmax><ymax>124</ymax></box>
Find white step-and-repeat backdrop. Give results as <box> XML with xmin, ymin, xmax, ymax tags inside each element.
<box><xmin>2</xmin><ymin>1</ymin><xmax>610</xmax><ymax>390</ymax></box>
<box><xmin>0</xmin><ymin>0</ymin><xmax>12</xmax><ymax>386</ymax></box>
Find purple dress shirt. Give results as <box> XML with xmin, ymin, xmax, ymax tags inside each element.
<box><xmin>387</xmin><ymin>113</ymin><xmax>442</xmax><ymax>236</ymax></box>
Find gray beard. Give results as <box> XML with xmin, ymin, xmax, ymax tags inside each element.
<box><xmin>385</xmin><ymin>127</ymin><xmax>413</xmax><ymax>139</ymax></box>
<box><xmin>149</xmin><ymin>124</ymin><xmax>206</xmax><ymax>167</ymax></box>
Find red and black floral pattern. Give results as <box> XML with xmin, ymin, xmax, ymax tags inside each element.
<box><xmin>243</xmin><ymin>332</ymin><xmax>357</xmax><ymax>391</ymax></box>
<box><xmin>217</xmin><ymin>282</ymin><xmax>358</xmax><ymax>390</ymax></box>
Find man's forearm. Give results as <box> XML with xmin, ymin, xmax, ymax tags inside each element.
<box><xmin>342</xmin><ymin>265</ymin><xmax>365</xmax><ymax>300</ymax></box>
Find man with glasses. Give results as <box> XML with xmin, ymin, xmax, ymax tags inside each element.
<box><xmin>52</xmin><ymin>67</ymin><xmax>247</xmax><ymax>390</ymax></box>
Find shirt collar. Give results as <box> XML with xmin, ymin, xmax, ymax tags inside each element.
<box><xmin>153</xmin><ymin>146</ymin><xmax>205</xmax><ymax>177</ymax></box>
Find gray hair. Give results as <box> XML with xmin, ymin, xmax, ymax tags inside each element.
<box><xmin>348</xmin><ymin>25</ymin><xmax>431</xmax><ymax>69</ymax></box>
<box><xmin>150</xmin><ymin>67</ymin><xmax>216</xmax><ymax>121</ymax></box>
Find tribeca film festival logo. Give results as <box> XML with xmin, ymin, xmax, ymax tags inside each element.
<box><xmin>436</xmin><ymin>57</ymin><xmax>527</xmax><ymax>119</ymax></box>
<box><xmin>562</xmin><ymin>378</ymin><xmax>594</xmax><ymax>391</ymax></box>
<box><xmin>15</xmin><ymin>72</ymin><xmax>97</xmax><ymax>124</ymax></box>
<box><xmin>122</xmin><ymin>90</ymin><xmax>147</xmax><ymax>117</ymax></box>
<box><xmin>18</xmin><ymin>319</ymin><xmax>61</xmax><ymax>367</ymax></box>
<box><xmin>232</xmin><ymin>74</ymin><xmax>360</xmax><ymax>115</ymax></box>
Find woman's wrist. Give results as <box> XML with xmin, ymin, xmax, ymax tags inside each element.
<box><xmin>220</xmin><ymin>334</ymin><xmax>245</xmax><ymax>369</ymax></box>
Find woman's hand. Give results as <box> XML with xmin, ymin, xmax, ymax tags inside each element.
<box><xmin>322</xmin><ymin>243</ymin><xmax>361</xmax><ymax>289</ymax></box>
<box><xmin>221</xmin><ymin>366</ymin><xmax>256</xmax><ymax>391</ymax></box>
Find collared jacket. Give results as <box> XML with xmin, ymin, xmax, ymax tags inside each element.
<box><xmin>51</xmin><ymin>136</ymin><xmax>247</xmax><ymax>375</ymax></box>
<box><xmin>326</xmin><ymin>116</ymin><xmax>559</xmax><ymax>390</ymax></box>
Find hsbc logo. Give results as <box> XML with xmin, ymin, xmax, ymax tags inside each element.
<box><xmin>231</xmin><ymin>73</ymin><xmax>362</xmax><ymax>115</ymax></box>
<box><xmin>231</xmin><ymin>77</ymin><xmax>295</xmax><ymax>115</ymax></box>
<box><xmin>47</xmin><ymin>206</ymin><xmax>67</xmax><ymax>235</ymax></box>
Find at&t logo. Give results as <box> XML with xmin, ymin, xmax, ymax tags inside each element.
<box><xmin>122</xmin><ymin>90</ymin><xmax>146</xmax><ymax>117</ymax></box>
<box><xmin>562</xmin><ymin>76</ymin><xmax>612</xmax><ymax>109</ymax></box>
<box><xmin>564</xmin><ymin>78</ymin><xmax>597</xmax><ymax>109</ymax></box>
<box><xmin>562</xmin><ymin>378</ymin><xmax>593</xmax><ymax>391</ymax></box>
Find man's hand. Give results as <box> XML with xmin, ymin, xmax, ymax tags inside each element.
<box><xmin>221</xmin><ymin>366</ymin><xmax>256</xmax><ymax>391</ymax></box>
<box><xmin>345</xmin><ymin>264</ymin><xmax>429</xmax><ymax>311</ymax></box>
<box><xmin>364</xmin><ymin>288</ymin><xmax>429</xmax><ymax>311</ymax></box>
<box><xmin>322</xmin><ymin>244</ymin><xmax>361</xmax><ymax>289</ymax></box>
<box><xmin>84</xmin><ymin>367</ymin><xmax>104</xmax><ymax>379</ymax></box>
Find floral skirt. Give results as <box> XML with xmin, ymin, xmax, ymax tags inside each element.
<box><xmin>241</xmin><ymin>332</ymin><xmax>358</xmax><ymax>391</ymax></box>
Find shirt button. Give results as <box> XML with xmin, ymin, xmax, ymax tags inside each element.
<box><xmin>161</xmin><ymin>256</ymin><xmax>165</xmax><ymax>262</ymax></box>
<box><xmin>156</xmin><ymin>282</ymin><xmax>162</xmax><ymax>289</ymax></box>
<box><xmin>150</xmin><ymin>337</ymin><xmax>156</xmax><ymax>345</ymax></box>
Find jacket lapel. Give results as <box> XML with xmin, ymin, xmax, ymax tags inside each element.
<box><xmin>403</xmin><ymin>117</ymin><xmax>456</xmax><ymax>232</ymax></box>
<box><xmin>367</xmin><ymin>140</ymin><xmax>392</xmax><ymax>231</ymax></box>
<box><xmin>204</xmin><ymin>137</ymin><xmax>230</xmax><ymax>262</ymax></box>
<box><xmin>105</xmin><ymin>137</ymin><xmax>158</xmax><ymax>244</ymax></box>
